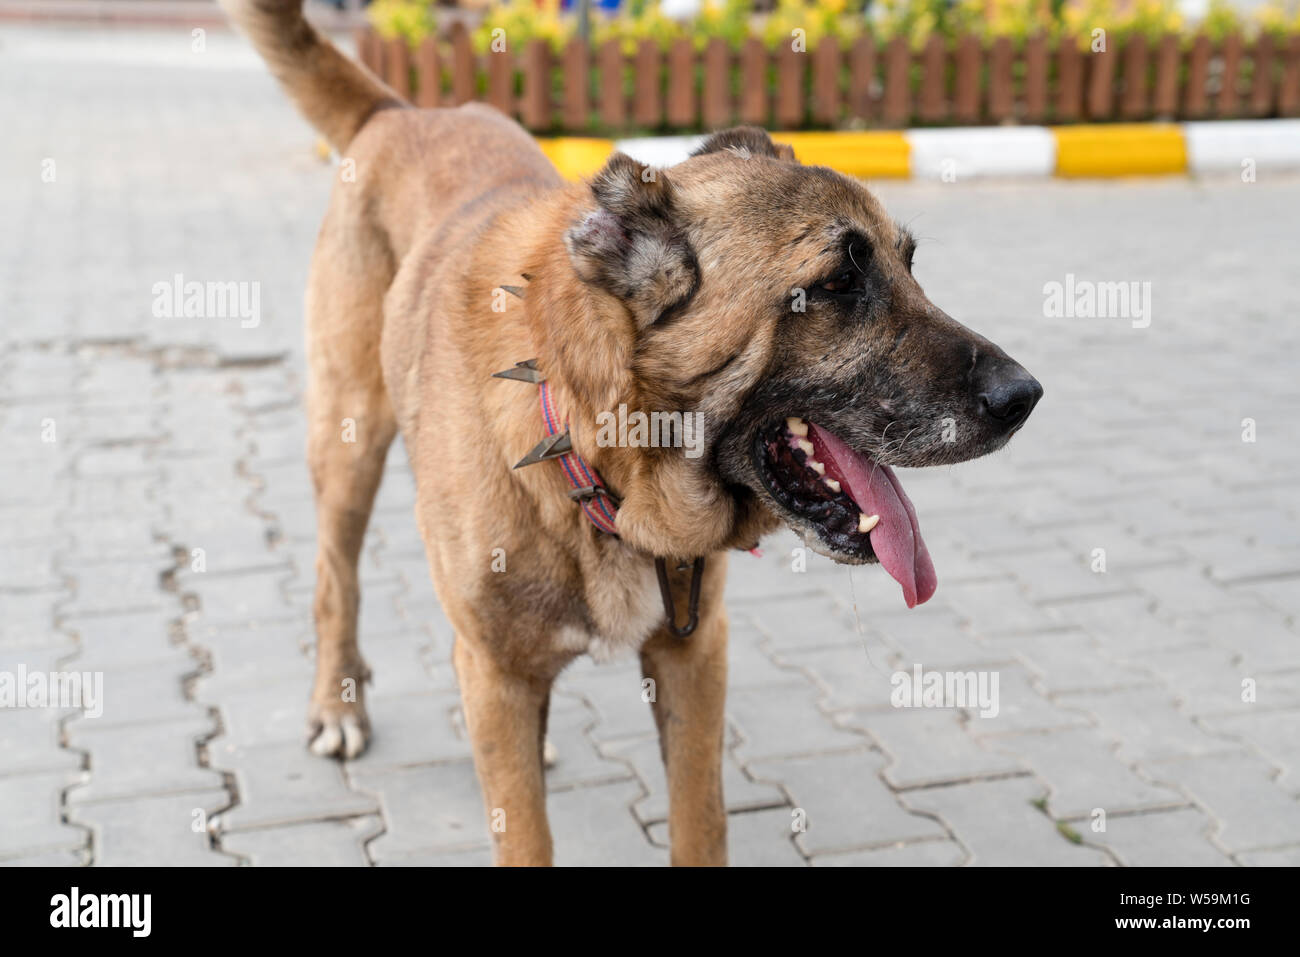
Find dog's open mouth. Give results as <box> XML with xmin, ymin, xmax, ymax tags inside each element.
<box><xmin>754</xmin><ymin>417</ymin><xmax>937</xmax><ymax>608</ymax></box>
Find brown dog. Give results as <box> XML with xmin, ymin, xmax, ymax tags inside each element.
<box><xmin>224</xmin><ymin>0</ymin><xmax>1042</xmax><ymax>866</ymax></box>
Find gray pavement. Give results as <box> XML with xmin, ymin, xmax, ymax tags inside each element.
<box><xmin>3</xmin><ymin>24</ymin><xmax>1300</xmax><ymax>866</ymax></box>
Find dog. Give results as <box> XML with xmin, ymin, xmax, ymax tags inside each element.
<box><xmin>223</xmin><ymin>0</ymin><xmax>1042</xmax><ymax>866</ymax></box>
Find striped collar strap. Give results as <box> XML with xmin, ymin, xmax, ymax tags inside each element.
<box><xmin>538</xmin><ymin>380</ymin><xmax>620</xmax><ymax>536</ymax></box>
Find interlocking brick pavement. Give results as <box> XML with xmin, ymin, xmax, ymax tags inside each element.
<box><xmin>2</xmin><ymin>24</ymin><xmax>1298</xmax><ymax>865</ymax></box>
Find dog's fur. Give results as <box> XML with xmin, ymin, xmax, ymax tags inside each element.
<box><xmin>224</xmin><ymin>0</ymin><xmax>1039</xmax><ymax>865</ymax></box>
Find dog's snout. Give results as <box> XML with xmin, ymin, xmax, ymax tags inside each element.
<box><xmin>974</xmin><ymin>357</ymin><xmax>1043</xmax><ymax>431</ymax></box>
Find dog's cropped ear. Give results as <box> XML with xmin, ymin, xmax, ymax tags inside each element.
<box><xmin>564</xmin><ymin>152</ymin><xmax>698</xmax><ymax>328</ymax></box>
<box><xmin>692</xmin><ymin>126</ymin><xmax>797</xmax><ymax>163</ymax></box>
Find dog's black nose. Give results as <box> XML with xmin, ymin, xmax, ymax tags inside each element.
<box><xmin>975</xmin><ymin>359</ymin><xmax>1043</xmax><ymax>431</ymax></box>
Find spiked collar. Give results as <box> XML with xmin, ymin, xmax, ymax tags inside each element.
<box><xmin>492</xmin><ymin>356</ymin><xmax>704</xmax><ymax>638</ymax></box>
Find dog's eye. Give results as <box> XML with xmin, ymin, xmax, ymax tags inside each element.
<box><xmin>818</xmin><ymin>268</ymin><xmax>868</xmax><ymax>299</ymax></box>
<box><xmin>819</xmin><ymin>270</ymin><xmax>858</xmax><ymax>295</ymax></box>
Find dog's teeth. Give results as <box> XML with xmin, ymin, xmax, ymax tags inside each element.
<box><xmin>796</xmin><ymin>439</ymin><xmax>814</xmax><ymax>456</ymax></box>
<box><xmin>786</xmin><ymin>417</ymin><xmax>809</xmax><ymax>437</ymax></box>
<box><xmin>824</xmin><ymin>478</ymin><xmax>841</xmax><ymax>493</ymax></box>
<box><xmin>809</xmin><ymin>459</ymin><xmax>825</xmax><ymax>475</ymax></box>
<box><xmin>858</xmin><ymin>513</ymin><xmax>880</xmax><ymax>533</ymax></box>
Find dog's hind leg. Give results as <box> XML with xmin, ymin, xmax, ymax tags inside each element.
<box><xmin>453</xmin><ymin>634</ymin><xmax>555</xmax><ymax>866</ymax></box>
<box><xmin>303</xmin><ymin>237</ymin><xmax>397</xmax><ymax>759</ymax></box>
<box><xmin>641</xmin><ymin>608</ymin><xmax>729</xmax><ymax>866</ymax></box>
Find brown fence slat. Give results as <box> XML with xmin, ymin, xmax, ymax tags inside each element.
<box><xmin>521</xmin><ymin>39</ymin><xmax>551</xmax><ymax>130</ymax></box>
<box><xmin>384</xmin><ymin>37</ymin><xmax>410</xmax><ymax>99</ymax></box>
<box><xmin>811</xmin><ymin>37</ymin><xmax>841</xmax><ymax>125</ymax></box>
<box><xmin>599</xmin><ymin>39</ymin><xmax>626</xmax><ymax>129</ymax></box>
<box><xmin>1250</xmin><ymin>33</ymin><xmax>1276</xmax><ymax>116</ymax></box>
<box><xmin>415</xmin><ymin>36</ymin><xmax>441</xmax><ymax>108</ymax></box>
<box><xmin>563</xmin><ymin>39</ymin><xmax>590</xmax><ymax>131</ymax></box>
<box><xmin>1023</xmin><ymin>32</ymin><xmax>1049</xmax><ymax>122</ymax></box>
<box><xmin>665</xmin><ymin>38</ymin><xmax>696</xmax><ymax>128</ymax></box>
<box><xmin>355</xmin><ymin>27</ymin><xmax>375</xmax><ymax>72</ymax></box>
<box><xmin>1152</xmin><ymin>33</ymin><xmax>1180</xmax><ymax>116</ymax></box>
<box><xmin>918</xmin><ymin>33</ymin><xmax>947</xmax><ymax>123</ymax></box>
<box><xmin>633</xmin><ymin>41</ymin><xmax>663</xmax><ymax>129</ymax></box>
<box><xmin>1056</xmin><ymin>37</ymin><xmax>1084</xmax><ymax>121</ymax></box>
<box><xmin>775</xmin><ymin>41</ymin><xmax>804</xmax><ymax>128</ymax></box>
<box><xmin>882</xmin><ymin>35</ymin><xmax>911</xmax><ymax>126</ymax></box>
<box><xmin>703</xmin><ymin>37</ymin><xmax>731</xmax><ymax>128</ymax></box>
<box><xmin>1219</xmin><ymin>33</ymin><xmax>1244</xmax><ymax>117</ymax></box>
<box><xmin>1121</xmin><ymin>33</ymin><xmax>1149</xmax><ymax>118</ymax></box>
<box><xmin>952</xmin><ymin>34</ymin><xmax>980</xmax><ymax>124</ymax></box>
<box><xmin>848</xmin><ymin>34</ymin><xmax>876</xmax><ymax>122</ymax></box>
<box><xmin>1086</xmin><ymin>38</ymin><xmax>1116</xmax><ymax>118</ymax></box>
<box><xmin>739</xmin><ymin>37</ymin><xmax>769</xmax><ymax>125</ymax></box>
<box><xmin>487</xmin><ymin>42</ymin><xmax>513</xmax><ymax>116</ymax></box>
<box><xmin>1185</xmin><ymin>33</ymin><xmax>1211</xmax><ymax>116</ymax></box>
<box><xmin>1281</xmin><ymin>35</ymin><xmax>1300</xmax><ymax>116</ymax></box>
<box><xmin>450</xmin><ymin>23</ymin><xmax>475</xmax><ymax>105</ymax></box>
<box><xmin>988</xmin><ymin>36</ymin><xmax>1014</xmax><ymax>121</ymax></box>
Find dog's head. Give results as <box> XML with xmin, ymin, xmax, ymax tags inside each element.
<box><xmin>530</xmin><ymin>127</ymin><xmax>1042</xmax><ymax>608</ymax></box>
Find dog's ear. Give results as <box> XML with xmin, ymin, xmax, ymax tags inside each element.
<box><xmin>692</xmin><ymin>126</ymin><xmax>797</xmax><ymax>163</ymax></box>
<box><xmin>564</xmin><ymin>152</ymin><xmax>698</xmax><ymax>328</ymax></box>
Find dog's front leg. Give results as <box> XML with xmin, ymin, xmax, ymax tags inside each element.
<box><xmin>640</xmin><ymin>609</ymin><xmax>729</xmax><ymax>866</ymax></box>
<box><xmin>453</xmin><ymin>635</ymin><xmax>554</xmax><ymax>866</ymax></box>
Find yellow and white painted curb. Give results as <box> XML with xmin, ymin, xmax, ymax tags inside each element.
<box><xmin>539</xmin><ymin>119</ymin><xmax>1300</xmax><ymax>181</ymax></box>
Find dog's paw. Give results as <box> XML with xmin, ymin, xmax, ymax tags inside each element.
<box><xmin>307</xmin><ymin>702</ymin><xmax>370</xmax><ymax>760</ymax></box>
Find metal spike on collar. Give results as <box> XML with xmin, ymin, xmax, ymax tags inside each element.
<box><xmin>512</xmin><ymin>429</ymin><xmax>572</xmax><ymax>469</ymax></box>
<box><xmin>500</xmin><ymin>284</ymin><xmax>526</xmax><ymax>299</ymax></box>
<box><xmin>491</xmin><ymin>358</ymin><xmax>545</xmax><ymax>384</ymax></box>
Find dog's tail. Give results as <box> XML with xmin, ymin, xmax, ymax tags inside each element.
<box><xmin>220</xmin><ymin>0</ymin><xmax>405</xmax><ymax>152</ymax></box>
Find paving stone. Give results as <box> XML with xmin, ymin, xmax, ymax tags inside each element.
<box><xmin>0</xmin><ymin>707</ymin><xmax>82</xmax><ymax>775</ymax></box>
<box><xmin>549</xmin><ymin>781</ymin><xmax>662</xmax><ymax>867</ymax></box>
<box><xmin>216</xmin><ymin>741</ymin><xmax>379</xmax><ymax>831</ymax></box>
<box><xmin>63</xmin><ymin>659</ymin><xmax>205</xmax><ymax>729</ymax></box>
<box><xmin>0</xmin><ymin>770</ymin><xmax>87</xmax><ymax>859</ymax></box>
<box><xmin>1202</xmin><ymin>710</ymin><xmax>1300</xmax><ymax>788</ymax></box>
<box><xmin>344</xmin><ymin>690</ymin><xmax>472</xmax><ymax>771</ymax></box>
<box><xmin>1148</xmin><ymin>750</ymin><xmax>1300</xmax><ymax>853</ymax></box>
<box><xmin>901</xmin><ymin>776</ymin><xmax>1111</xmax><ymax>867</ymax></box>
<box><xmin>812</xmin><ymin>839</ymin><xmax>966</xmax><ymax>867</ymax></box>
<box><xmin>221</xmin><ymin>815</ymin><xmax>383</xmax><ymax>866</ymax></box>
<box><xmin>842</xmin><ymin>707</ymin><xmax>1025</xmax><ymax>790</ymax></box>
<box><xmin>605</xmin><ymin>734</ymin><xmax>787</xmax><ymax>825</ymax></box>
<box><xmin>645</xmin><ymin>807</ymin><xmax>808</xmax><ymax>867</ymax></box>
<box><xmin>772</xmin><ymin>642</ymin><xmax>904</xmax><ymax>713</ymax></box>
<box><xmin>66</xmin><ymin>716</ymin><xmax>221</xmax><ymax>804</ymax></box>
<box><xmin>351</xmin><ymin>761</ymin><xmax>489</xmax><ymax>862</ymax></box>
<box><xmin>542</xmin><ymin>698</ymin><xmax>634</xmax><ymax>792</ymax></box>
<box><xmin>749</xmin><ymin>749</ymin><xmax>944</xmax><ymax>855</ymax></box>
<box><xmin>1011</xmin><ymin>629</ymin><xmax>1158</xmax><ymax>695</ymax></box>
<box><xmin>1238</xmin><ymin>846</ymin><xmax>1300</xmax><ymax>867</ymax></box>
<box><xmin>1066</xmin><ymin>687</ymin><xmax>1237</xmax><ymax>763</ymax></box>
<box><xmin>728</xmin><ymin>684</ymin><xmax>864</xmax><ymax>762</ymax></box>
<box><xmin>71</xmin><ymin>789</ymin><xmax>234</xmax><ymax>867</ymax></box>
<box><xmin>998</xmin><ymin>727</ymin><xmax>1184</xmax><ymax>819</ymax></box>
<box><xmin>61</xmin><ymin>609</ymin><xmax>181</xmax><ymax>666</ymax></box>
<box><xmin>1086</xmin><ymin>807</ymin><xmax>1233</xmax><ymax>866</ymax></box>
<box><xmin>554</xmin><ymin>658</ymin><xmax>657</xmax><ymax>744</ymax></box>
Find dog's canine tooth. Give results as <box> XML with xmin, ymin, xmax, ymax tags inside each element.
<box><xmin>858</xmin><ymin>513</ymin><xmax>880</xmax><ymax>533</ymax></box>
<box><xmin>796</xmin><ymin>438</ymin><xmax>814</xmax><ymax>456</ymax></box>
<box><xmin>809</xmin><ymin>459</ymin><xmax>826</xmax><ymax>475</ymax></box>
<box><xmin>824</xmin><ymin>477</ymin><xmax>841</xmax><ymax>493</ymax></box>
<box><xmin>786</xmin><ymin>416</ymin><xmax>809</xmax><ymax>437</ymax></box>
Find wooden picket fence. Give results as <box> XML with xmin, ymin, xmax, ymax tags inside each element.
<box><xmin>358</xmin><ymin>25</ymin><xmax>1300</xmax><ymax>133</ymax></box>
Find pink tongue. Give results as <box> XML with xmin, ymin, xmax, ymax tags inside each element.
<box><xmin>808</xmin><ymin>424</ymin><xmax>938</xmax><ymax>608</ymax></box>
